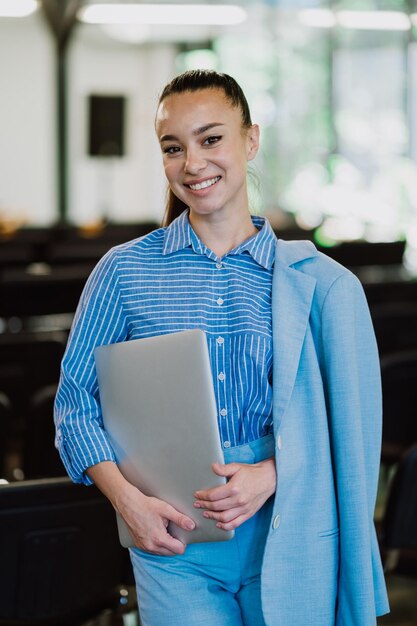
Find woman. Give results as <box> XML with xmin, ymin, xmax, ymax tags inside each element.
<box><xmin>55</xmin><ymin>70</ymin><xmax>389</xmax><ymax>625</ymax></box>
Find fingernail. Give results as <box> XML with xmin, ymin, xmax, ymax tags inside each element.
<box><xmin>203</xmin><ymin>512</ymin><xmax>209</xmax><ymax>518</ymax></box>
<box><xmin>194</xmin><ymin>502</ymin><xmax>201</xmax><ymax>508</ymax></box>
<box><xmin>186</xmin><ymin>520</ymin><xmax>195</xmax><ymax>530</ymax></box>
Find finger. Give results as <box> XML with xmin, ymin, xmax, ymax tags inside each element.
<box><xmin>211</xmin><ymin>462</ymin><xmax>241</xmax><ymax>478</ymax></box>
<box><xmin>194</xmin><ymin>482</ymin><xmax>236</xmax><ymax>502</ymax></box>
<box><xmin>160</xmin><ymin>502</ymin><xmax>196</xmax><ymax>531</ymax></box>
<box><xmin>139</xmin><ymin>544</ymin><xmax>179</xmax><ymax>557</ymax></box>
<box><xmin>216</xmin><ymin>513</ymin><xmax>249</xmax><ymax>531</ymax></box>
<box><xmin>139</xmin><ymin>541</ymin><xmax>184</xmax><ymax>557</ymax></box>
<box><xmin>202</xmin><ymin>506</ymin><xmax>246</xmax><ymax>524</ymax></box>
<box><xmin>128</xmin><ymin>522</ymin><xmax>182</xmax><ymax>556</ymax></box>
<box><xmin>158</xmin><ymin>534</ymin><xmax>187</xmax><ymax>556</ymax></box>
<box><xmin>143</xmin><ymin>527</ymin><xmax>188</xmax><ymax>556</ymax></box>
<box><xmin>194</xmin><ymin>496</ymin><xmax>235</xmax><ymax>512</ymax></box>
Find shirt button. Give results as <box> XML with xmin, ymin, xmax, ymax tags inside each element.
<box><xmin>216</xmin><ymin>298</ymin><xmax>224</xmax><ymax>306</ymax></box>
<box><xmin>216</xmin><ymin>336</ymin><xmax>224</xmax><ymax>345</ymax></box>
<box><xmin>220</xmin><ymin>408</ymin><xmax>227</xmax><ymax>417</ymax></box>
<box><xmin>272</xmin><ymin>514</ymin><xmax>281</xmax><ymax>530</ymax></box>
<box><xmin>277</xmin><ymin>435</ymin><xmax>282</xmax><ymax>450</ymax></box>
<box><xmin>223</xmin><ymin>441</ymin><xmax>231</xmax><ymax>448</ymax></box>
<box><xmin>216</xmin><ymin>262</ymin><xmax>223</xmax><ymax>269</ymax></box>
<box><xmin>218</xmin><ymin>372</ymin><xmax>225</xmax><ymax>382</ymax></box>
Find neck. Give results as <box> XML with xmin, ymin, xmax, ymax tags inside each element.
<box><xmin>189</xmin><ymin>209</ymin><xmax>258</xmax><ymax>258</ymax></box>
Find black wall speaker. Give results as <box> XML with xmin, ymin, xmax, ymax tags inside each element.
<box><xmin>88</xmin><ymin>95</ymin><xmax>126</xmax><ymax>157</ymax></box>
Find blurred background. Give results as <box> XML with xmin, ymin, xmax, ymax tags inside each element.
<box><xmin>1</xmin><ymin>0</ymin><xmax>417</xmax><ymax>264</ymax></box>
<box><xmin>1</xmin><ymin>1</ymin><xmax>417</xmax><ymax>625</ymax></box>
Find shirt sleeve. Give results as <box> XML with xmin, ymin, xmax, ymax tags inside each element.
<box><xmin>54</xmin><ymin>248</ymin><xmax>129</xmax><ymax>485</ymax></box>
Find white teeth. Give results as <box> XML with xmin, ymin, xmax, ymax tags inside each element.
<box><xmin>188</xmin><ymin>176</ymin><xmax>220</xmax><ymax>191</ymax></box>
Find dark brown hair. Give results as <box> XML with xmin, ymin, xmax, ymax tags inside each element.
<box><xmin>157</xmin><ymin>69</ymin><xmax>253</xmax><ymax>227</ymax></box>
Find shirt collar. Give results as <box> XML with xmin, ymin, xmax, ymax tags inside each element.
<box><xmin>232</xmin><ymin>216</ymin><xmax>276</xmax><ymax>270</ymax></box>
<box><xmin>162</xmin><ymin>209</ymin><xmax>276</xmax><ymax>270</ymax></box>
<box><xmin>162</xmin><ymin>210</ymin><xmax>192</xmax><ymax>256</ymax></box>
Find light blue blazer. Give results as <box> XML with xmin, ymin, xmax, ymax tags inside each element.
<box><xmin>261</xmin><ymin>239</ymin><xmax>390</xmax><ymax>625</ymax></box>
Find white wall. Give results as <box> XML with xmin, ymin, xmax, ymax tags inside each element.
<box><xmin>0</xmin><ymin>13</ymin><xmax>177</xmax><ymax>226</ymax></box>
<box><xmin>0</xmin><ymin>12</ymin><xmax>55</xmax><ymax>225</ymax></box>
<box><xmin>68</xmin><ymin>28</ymin><xmax>176</xmax><ymax>225</ymax></box>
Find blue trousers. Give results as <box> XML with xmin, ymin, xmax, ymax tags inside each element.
<box><xmin>130</xmin><ymin>435</ymin><xmax>275</xmax><ymax>626</ymax></box>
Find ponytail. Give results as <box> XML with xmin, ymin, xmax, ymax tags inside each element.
<box><xmin>162</xmin><ymin>189</ymin><xmax>188</xmax><ymax>227</ymax></box>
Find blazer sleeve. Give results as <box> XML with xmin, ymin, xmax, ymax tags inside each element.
<box><xmin>320</xmin><ymin>271</ymin><xmax>389</xmax><ymax>624</ymax></box>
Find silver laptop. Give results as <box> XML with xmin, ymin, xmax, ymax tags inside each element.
<box><xmin>94</xmin><ymin>329</ymin><xmax>234</xmax><ymax>548</ymax></box>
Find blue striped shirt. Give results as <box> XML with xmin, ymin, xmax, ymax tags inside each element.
<box><xmin>55</xmin><ymin>210</ymin><xmax>277</xmax><ymax>484</ymax></box>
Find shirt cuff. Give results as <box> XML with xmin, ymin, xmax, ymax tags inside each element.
<box><xmin>56</xmin><ymin>426</ymin><xmax>117</xmax><ymax>485</ymax></box>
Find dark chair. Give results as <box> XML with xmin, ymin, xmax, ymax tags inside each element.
<box><xmin>371</xmin><ymin>303</ymin><xmax>417</xmax><ymax>356</ymax></box>
<box><xmin>364</xmin><ymin>280</ymin><xmax>417</xmax><ymax>307</ymax></box>
<box><xmin>380</xmin><ymin>444</ymin><xmax>417</xmax><ymax>575</ymax></box>
<box><xmin>0</xmin><ymin>330</ymin><xmax>66</xmax><ymax>389</ymax></box>
<box><xmin>275</xmin><ymin>226</ymin><xmax>315</xmax><ymax>242</ymax></box>
<box><xmin>0</xmin><ymin>265</ymin><xmax>90</xmax><ymax>317</ymax></box>
<box><xmin>22</xmin><ymin>384</ymin><xmax>65</xmax><ymax>479</ymax></box>
<box><xmin>0</xmin><ymin>331</ymin><xmax>67</xmax><ymax>444</ymax></box>
<box><xmin>318</xmin><ymin>240</ymin><xmax>405</xmax><ymax>268</ymax></box>
<box><xmin>0</xmin><ymin>228</ymin><xmax>55</xmax><ymax>276</ymax></box>
<box><xmin>380</xmin><ymin>350</ymin><xmax>417</xmax><ymax>466</ymax></box>
<box><xmin>46</xmin><ymin>241</ymin><xmax>113</xmax><ymax>265</ymax></box>
<box><xmin>70</xmin><ymin>221</ymin><xmax>159</xmax><ymax>244</ymax></box>
<box><xmin>46</xmin><ymin>220</ymin><xmax>159</xmax><ymax>266</ymax></box>
<box><xmin>1</xmin><ymin>227</ymin><xmax>51</xmax><ymax>247</ymax></box>
<box><xmin>0</xmin><ymin>241</ymin><xmax>34</xmax><ymax>270</ymax></box>
<box><xmin>0</xmin><ymin>391</ymin><xmax>12</xmax><ymax>477</ymax></box>
<box><xmin>0</xmin><ymin>477</ymin><xmax>133</xmax><ymax>625</ymax></box>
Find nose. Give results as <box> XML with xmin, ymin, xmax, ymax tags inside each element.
<box><xmin>184</xmin><ymin>147</ymin><xmax>206</xmax><ymax>175</ymax></box>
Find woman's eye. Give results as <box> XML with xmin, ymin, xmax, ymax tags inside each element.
<box><xmin>162</xmin><ymin>146</ymin><xmax>181</xmax><ymax>155</ymax></box>
<box><xmin>204</xmin><ymin>135</ymin><xmax>222</xmax><ymax>146</ymax></box>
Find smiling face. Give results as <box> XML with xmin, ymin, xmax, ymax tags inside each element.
<box><xmin>155</xmin><ymin>88</ymin><xmax>259</xmax><ymax>223</ymax></box>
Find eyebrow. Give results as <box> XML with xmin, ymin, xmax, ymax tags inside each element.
<box><xmin>159</xmin><ymin>123</ymin><xmax>224</xmax><ymax>143</ymax></box>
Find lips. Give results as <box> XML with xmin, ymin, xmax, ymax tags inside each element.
<box><xmin>186</xmin><ymin>176</ymin><xmax>221</xmax><ymax>191</ymax></box>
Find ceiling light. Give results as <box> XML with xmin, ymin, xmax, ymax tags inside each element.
<box><xmin>337</xmin><ymin>10</ymin><xmax>410</xmax><ymax>31</ymax></box>
<box><xmin>297</xmin><ymin>9</ymin><xmax>336</xmax><ymax>29</ymax></box>
<box><xmin>297</xmin><ymin>8</ymin><xmax>411</xmax><ymax>32</ymax></box>
<box><xmin>0</xmin><ymin>0</ymin><xmax>38</xmax><ymax>17</ymax></box>
<box><xmin>101</xmin><ymin>23</ymin><xmax>151</xmax><ymax>43</ymax></box>
<box><xmin>79</xmin><ymin>3</ymin><xmax>247</xmax><ymax>26</ymax></box>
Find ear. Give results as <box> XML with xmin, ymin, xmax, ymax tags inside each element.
<box><xmin>246</xmin><ymin>124</ymin><xmax>260</xmax><ymax>161</ymax></box>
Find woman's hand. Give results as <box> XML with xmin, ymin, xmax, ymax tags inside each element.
<box><xmin>118</xmin><ymin>483</ymin><xmax>196</xmax><ymax>556</ymax></box>
<box><xmin>193</xmin><ymin>458</ymin><xmax>276</xmax><ymax>531</ymax></box>
<box><xmin>87</xmin><ymin>461</ymin><xmax>195</xmax><ymax>556</ymax></box>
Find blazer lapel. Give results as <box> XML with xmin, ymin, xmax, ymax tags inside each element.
<box><xmin>272</xmin><ymin>240</ymin><xmax>317</xmax><ymax>429</ymax></box>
